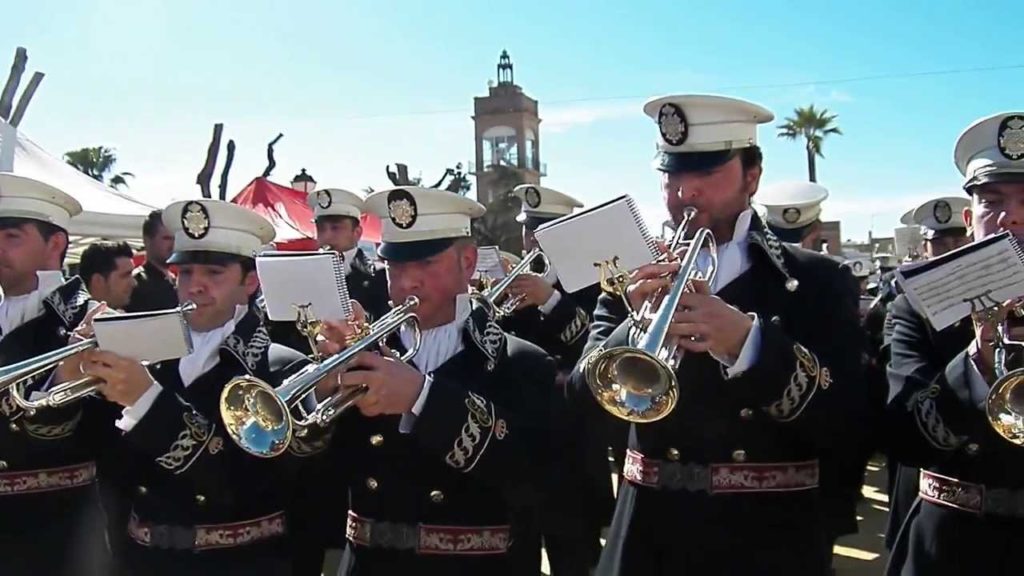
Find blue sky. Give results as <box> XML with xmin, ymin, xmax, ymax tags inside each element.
<box><xmin>5</xmin><ymin>0</ymin><xmax>1023</xmax><ymax>241</ymax></box>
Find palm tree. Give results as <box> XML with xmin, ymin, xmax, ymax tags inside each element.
<box><xmin>776</xmin><ymin>105</ymin><xmax>842</xmax><ymax>182</ymax></box>
<box><xmin>64</xmin><ymin>146</ymin><xmax>135</xmax><ymax>190</ymax></box>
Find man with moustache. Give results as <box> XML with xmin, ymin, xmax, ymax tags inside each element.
<box><xmin>886</xmin><ymin>112</ymin><xmax>1024</xmax><ymax>575</ymax></box>
<box><xmin>570</xmin><ymin>95</ymin><xmax>866</xmax><ymax>575</ymax></box>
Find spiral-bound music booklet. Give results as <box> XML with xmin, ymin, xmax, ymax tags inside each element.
<box><xmin>92</xmin><ymin>307</ymin><xmax>194</xmax><ymax>363</ymax></box>
<box><xmin>533</xmin><ymin>195</ymin><xmax>661</xmax><ymax>293</ymax></box>
<box><xmin>895</xmin><ymin>231</ymin><xmax>1024</xmax><ymax>331</ymax></box>
<box><xmin>474</xmin><ymin>245</ymin><xmax>507</xmax><ymax>283</ymax></box>
<box><xmin>255</xmin><ymin>250</ymin><xmax>353</xmax><ymax>322</ymax></box>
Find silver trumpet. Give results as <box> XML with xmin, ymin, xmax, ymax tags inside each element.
<box><xmin>586</xmin><ymin>207</ymin><xmax>717</xmax><ymax>423</ymax></box>
<box><xmin>8</xmin><ymin>301</ymin><xmax>198</xmax><ymax>415</ymax></box>
<box><xmin>220</xmin><ymin>295</ymin><xmax>421</xmax><ymax>458</ymax></box>
<box><xmin>474</xmin><ymin>248</ymin><xmax>551</xmax><ymax>319</ymax></box>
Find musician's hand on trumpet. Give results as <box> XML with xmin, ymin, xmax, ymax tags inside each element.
<box><xmin>506</xmin><ymin>273</ymin><xmax>555</xmax><ymax>309</ymax></box>
<box><xmin>324</xmin><ymin>348</ymin><xmax>425</xmax><ymax>418</ymax></box>
<box><xmin>80</xmin><ymin>350</ymin><xmax>157</xmax><ymax>408</ymax></box>
<box><xmin>50</xmin><ymin>302</ymin><xmax>110</xmax><ymax>387</ymax></box>
<box><xmin>669</xmin><ymin>279</ymin><xmax>754</xmax><ymax>362</ymax></box>
<box><xmin>315</xmin><ymin>300</ymin><xmax>369</xmax><ymax>359</ymax></box>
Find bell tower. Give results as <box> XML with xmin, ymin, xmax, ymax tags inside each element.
<box><xmin>471</xmin><ymin>50</ymin><xmax>544</xmax><ymax>206</ymax></box>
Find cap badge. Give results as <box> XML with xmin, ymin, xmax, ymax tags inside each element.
<box><xmin>852</xmin><ymin>261</ymin><xmax>863</xmax><ymax>273</ymax></box>
<box><xmin>998</xmin><ymin>115</ymin><xmax>1024</xmax><ymax>161</ymax></box>
<box><xmin>316</xmin><ymin>190</ymin><xmax>332</xmax><ymax>209</ymax></box>
<box><xmin>933</xmin><ymin>200</ymin><xmax>952</xmax><ymax>224</ymax></box>
<box><xmin>387</xmin><ymin>188</ymin><xmax>418</xmax><ymax>230</ymax></box>
<box><xmin>524</xmin><ymin>186</ymin><xmax>541</xmax><ymax>209</ymax></box>
<box><xmin>658</xmin><ymin>103</ymin><xmax>688</xmax><ymax>146</ymax></box>
<box><xmin>181</xmin><ymin>201</ymin><xmax>211</xmax><ymax>240</ymax></box>
<box><xmin>782</xmin><ymin>207</ymin><xmax>801</xmax><ymax>225</ymax></box>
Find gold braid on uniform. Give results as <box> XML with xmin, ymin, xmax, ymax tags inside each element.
<box><xmin>906</xmin><ymin>384</ymin><xmax>963</xmax><ymax>451</ymax></box>
<box><xmin>445</xmin><ymin>391</ymin><xmax>497</xmax><ymax>473</ymax></box>
<box><xmin>766</xmin><ymin>343</ymin><xmax>832</xmax><ymax>421</ymax></box>
<box><xmin>24</xmin><ymin>410</ymin><xmax>81</xmax><ymax>440</ymax></box>
<box><xmin>559</xmin><ymin>307</ymin><xmax>590</xmax><ymax>345</ymax></box>
<box><xmin>288</xmin><ymin>431</ymin><xmax>331</xmax><ymax>456</ymax></box>
<box><xmin>155</xmin><ymin>410</ymin><xmax>214</xmax><ymax>473</ymax></box>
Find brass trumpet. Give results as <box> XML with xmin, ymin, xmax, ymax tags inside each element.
<box><xmin>9</xmin><ymin>301</ymin><xmax>198</xmax><ymax>415</ymax></box>
<box><xmin>585</xmin><ymin>207</ymin><xmax>717</xmax><ymax>423</ymax></box>
<box><xmin>474</xmin><ymin>248</ymin><xmax>551</xmax><ymax>319</ymax></box>
<box><xmin>220</xmin><ymin>295</ymin><xmax>421</xmax><ymax>458</ymax></box>
<box><xmin>985</xmin><ymin>303</ymin><xmax>1024</xmax><ymax>445</ymax></box>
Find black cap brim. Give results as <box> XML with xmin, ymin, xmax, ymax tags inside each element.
<box><xmin>378</xmin><ymin>238</ymin><xmax>458</xmax><ymax>262</ymax></box>
<box><xmin>767</xmin><ymin>223</ymin><xmax>810</xmax><ymax>244</ymax></box>
<box><xmin>964</xmin><ymin>171</ymin><xmax>1024</xmax><ymax>193</ymax></box>
<box><xmin>922</xmin><ymin>227</ymin><xmax>967</xmax><ymax>240</ymax></box>
<box><xmin>522</xmin><ymin>216</ymin><xmax>557</xmax><ymax>231</ymax></box>
<box><xmin>655</xmin><ymin>149</ymin><xmax>739</xmax><ymax>173</ymax></box>
<box><xmin>167</xmin><ymin>250</ymin><xmax>250</xmax><ymax>266</ymax></box>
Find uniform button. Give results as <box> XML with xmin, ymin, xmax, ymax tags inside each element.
<box><xmin>8</xmin><ymin>422</ymin><xmax>19</xmax><ymax>432</ymax></box>
<box><xmin>195</xmin><ymin>494</ymin><xmax>206</xmax><ymax>505</ymax></box>
<box><xmin>366</xmin><ymin>477</ymin><xmax>379</xmax><ymax>491</ymax></box>
<box><xmin>137</xmin><ymin>486</ymin><xmax>148</xmax><ymax>496</ymax></box>
<box><xmin>965</xmin><ymin>443</ymin><xmax>980</xmax><ymax>456</ymax></box>
<box><xmin>429</xmin><ymin>490</ymin><xmax>445</xmax><ymax>504</ymax></box>
<box><xmin>666</xmin><ymin>448</ymin><xmax>680</xmax><ymax>461</ymax></box>
<box><xmin>739</xmin><ymin>408</ymin><xmax>754</xmax><ymax>420</ymax></box>
<box><xmin>0</xmin><ymin>460</ymin><xmax>7</xmax><ymax>471</ymax></box>
<box><xmin>731</xmin><ymin>449</ymin><xmax>748</xmax><ymax>463</ymax></box>
<box><xmin>369</xmin><ymin>434</ymin><xmax>384</xmax><ymax>447</ymax></box>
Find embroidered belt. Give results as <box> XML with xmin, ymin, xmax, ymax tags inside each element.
<box><xmin>127</xmin><ymin>511</ymin><xmax>287</xmax><ymax>551</ymax></box>
<box><xmin>623</xmin><ymin>449</ymin><xmax>819</xmax><ymax>493</ymax></box>
<box><xmin>346</xmin><ymin>511</ymin><xmax>510</xmax><ymax>555</ymax></box>
<box><xmin>919</xmin><ymin>470</ymin><xmax>1024</xmax><ymax>518</ymax></box>
<box><xmin>0</xmin><ymin>462</ymin><xmax>96</xmax><ymax>496</ymax></box>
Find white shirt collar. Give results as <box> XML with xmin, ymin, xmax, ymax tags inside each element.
<box><xmin>399</xmin><ymin>293</ymin><xmax>471</xmax><ymax>374</ymax></box>
<box><xmin>703</xmin><ymin>208</ymin><xmax>753</xmax><ymax>294</ymax></box>
<box><xmin>0</xmin><ymin>271</ymin><xmax>66</xmax><ymax>338</ymax></box>
<box><xmin>342</xmin><ymin>246</ymin><xmax>359</xmax><ymax>275</ymax></box>
<box><xmin>178</xmin><ymin>304</ymin><xmax>248</xmax><ymax>387</ymax></box>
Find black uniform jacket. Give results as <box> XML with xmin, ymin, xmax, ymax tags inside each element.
<box><xmin>886</xmin><ymin>294</ymin><xmax>1022</xmax><ymax>576</ymax></box>
<box><xmin>327</xmin><ymin>300</ymin><xmax>558</xmax><ymax>576</ymax></box>
<box><xmin>0</xmin><ymin>276</ymin><xmax>119</xmax><ymax>576</ymax></box>
<box><xmin>93</xmin><ymin>304</ymin><xmax>330</xmax><ymax>576</ymax></box>
<box><xmin>126</xmin><ymin>261</ymin><xmax>178</xmax><ymax>313</ymax></box>
<box><xmin>569</xmin><ymin>216</ymin><xmax>867</xmax><ymax>576</ymax></box>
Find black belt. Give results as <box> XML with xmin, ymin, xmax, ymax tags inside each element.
<box><xmin>346</xmin><ymin>511</ymin><xmax>511</xmax><ymax>555</ymax></box>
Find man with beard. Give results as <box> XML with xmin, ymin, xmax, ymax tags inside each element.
<box><xmin>886</xmin><ymin>112</ymin><xmax>1024</xmax><ymax>575</ymax></box>
<box><xmin>79</xmin><ymin>241</ymin><xmax>137</xmax><ymax>312</ymax></box>
<box><xmin>570</xmin><ymin>94</ymin><xmax>866</xmax><ymax>575</ymax></box>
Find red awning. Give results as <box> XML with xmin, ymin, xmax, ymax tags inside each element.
<box><xmin>230</xmin><ymin>178</ymin><xmax>380</xmax><ymax>250</ymax></box>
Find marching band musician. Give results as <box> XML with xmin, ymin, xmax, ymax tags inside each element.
<box><xmin>312</xmin><ymin>186</ymin><xmax>559</xmax><ymax>575</ymax></box>
<box><xmin>886</xmin><ymin>112</ymin><xmax>1024</xmax><ymax>575</ymax></box>
<box><xmin>501</xmin><ymin>184</ymin><xmax>611</xmax><ymax>576</ymax></box>
<box><xmin>0</xmin><ymin>173</ymin><xmax>110</xmax><ymax>576</ymax></box>
<box><xmin>882</xmin><ymin>196</ymin><xmax>972</xmax><ymax>551</ymax></box>
<box><xmin>49</xmin><ymin>199</ymin><xmax>332</xmax><ymax>576</ymax></box>
<box><xmin>570</xmin><ymin>95</ymin><xmax>867</xmax><ymax>575</ymax></box>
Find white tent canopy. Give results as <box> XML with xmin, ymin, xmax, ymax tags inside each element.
<box><xmin>0</xmin><ymin>120</ymin><xmax>158</xmax><ymax>262</ymax></box>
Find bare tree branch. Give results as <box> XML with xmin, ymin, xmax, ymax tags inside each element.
<box><xmin>219</xmin><ymin>139</ymin><xmax>236</xmax><ymax>201</ymax></box>
<box><xmin>196</xmin><ymin>123</ymin><xmax>223</xmax><ymax>199</ymax></box>
<box><xmin>9</xmin><ymin>71</ymin><xmax>44</xmax><ymax>127</ymax></box>
<box><xmin>262</xmin><ymin>133</ymin><xmax>283</xmax><ymax>178</ymax></box>
<box><xmin>0</xmin><ymin>47</ymin><xmax>28</xmax><ymax>121</ymax></box>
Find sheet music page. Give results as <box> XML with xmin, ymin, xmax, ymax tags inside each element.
<box><xmin>534</xmin><ymin>195</ymin><xmax>658</xmax><ymax>293</ymax></box>
<box><xmin>475</xmin><ymin>246</ymin><xmax>506</xmax><ymax>282</ymax></box>
<box><xmin>93</xmin><ymin>311</ymin><xmax>192</xmax><ymax>363</ymax></box>
<box><xmin>256</xmin><ymin>253</ymin><xmax>352</xmax><ymax>322</ymax></box>
<box><xmin>896</xmin><ymin>232</ymin><xmax>1024</xmax><ymax>331</ymax></box>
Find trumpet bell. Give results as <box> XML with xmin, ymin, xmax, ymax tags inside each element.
<box><xmin>986</xmin><ymin>368</ymin><xmax>1024</xmax><ymax>446</ymax></box>
<box><xmin>585</xmin><ymin>346</ymin><xmax>678</xmax><ymax>423</ymax></box>
<box><xmin>220</xmin><ymin>375</ymin><xmax>293</xmax><ymax>458</ymax></box>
